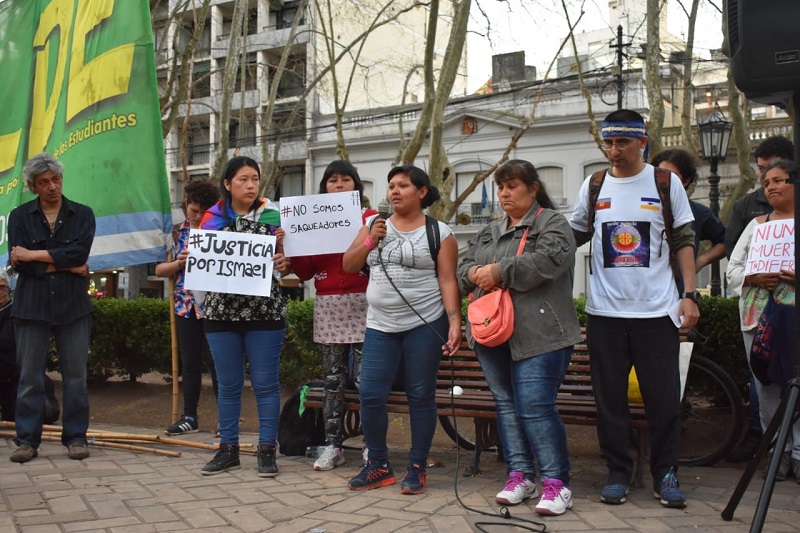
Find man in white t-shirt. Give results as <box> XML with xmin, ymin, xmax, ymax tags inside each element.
<box><xmin>569</xmin><ymin>109</ymin><xmax>700</xmax><ymax>509</ymax></box>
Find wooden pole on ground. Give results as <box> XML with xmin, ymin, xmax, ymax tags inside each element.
<box><xmin>169</xmin><ymin>269</ymin><xmax>180</xmax><ymax>423</ymax></box>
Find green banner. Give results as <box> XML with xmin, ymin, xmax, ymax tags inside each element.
<box><xmin>0</xmin><ymin>0</ymin><xmax>171</xmax><ymax>270</ymax></box>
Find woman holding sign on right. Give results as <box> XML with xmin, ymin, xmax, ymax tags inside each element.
<box><xmin>199</xmin><ymin>156</ymin><xmax>292</xmax><ymax>478</ymax></box>
<box><xmin>727</xmin><ymin>159</ymin><xmax>799</xmax><ymax>482</ymax></box>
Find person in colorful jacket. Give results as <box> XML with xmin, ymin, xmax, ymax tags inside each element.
<box><xmin>291</xmin><ymin>160</ymin><xmax>377</xmax><ymax>471</ymax></box>
<box><xmin>156</xmin><ymin>178</ymin><xmax>220</xmax><ymax>436</ymax></box>
<box><xmin>198</xmin><ymin>156</ymin><xmax>292</xmax><ymax>478</ymax></box>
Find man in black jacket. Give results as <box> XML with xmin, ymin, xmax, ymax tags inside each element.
<box><xmin>723</xmin><ymin>135</ymin><xmax>794</xmax><ymax>462</ymax></box>
<box><xmin>8</xmin><ymin>153</ymin><xmax>95</xmax><ymax>463</ymax></box>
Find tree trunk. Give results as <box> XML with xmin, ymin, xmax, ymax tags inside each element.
<box><xmin>679</xmin><ymin>0</ymin><xmax>700</xmax><ymax>152</ymax></box>
<box><xmin>645</xmin><ymin>0</ymin><xmax>664</xmax><ymax>155</ymax></box>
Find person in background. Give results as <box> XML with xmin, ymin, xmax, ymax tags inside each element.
<box><xmin>569</xmin><ymin>109</ymin><xmax>699</xmax><ymax>509</ymax></box>
<box><xmin>157</xmin><ymin>179</ymin><xmax>220</xmax><ymax>436</ymax></box>
<box><xmin>198</xmin><ymin>156</ymin><xmax>292</xmax><ymax>477</ymax></box>
<box><xmin>8</xmin><ymin>153</ymin><xmax>95</xmax><ymax>463</ymax></box>
<box><xmin>457</xmin><ymin>160</ymin><xmax>582</xmax><ymax>516</ymax></box>
<box><xmin>342</xmin><ymin>165</ymin><xmax>461</xmax><ymax>494</ymax></box>
<box><xmin>650</xmin><ymin>148</ymin><xmax>726</xmax><ymax>294</ymax></box>
<box><xmin>0</xmin><ymin>270</ymin><xmax>17</xmax><ymax>422</ymax></box>
<box><xmin>727</xmin><ymin>159</ymin><xmax>799</xmax><ymax>482</ymax></box>
<box><xmin>291</xmin><ymin>160</ymin><xmax>377</xmax><ymax>471</ymax></box>
<box><xmin>723</xmin><ymin>135</ymin><xmax>794</xmax><ymax>463</ymax></box>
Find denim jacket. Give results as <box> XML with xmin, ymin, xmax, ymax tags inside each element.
<box><xmin>457</xmin><ymin>202</ymin><xmax>582</xmax><ymax>360</ymax></box>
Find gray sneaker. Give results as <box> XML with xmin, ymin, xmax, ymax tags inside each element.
<box><xmin>10</xmin><ymin>444</ymin><xmax>38</xmax><ymax>463</ymax></box>
<box><xmin>68</xmin><ymin>443</ymin><xmax>89</xmax><ymax>460</ymax></box>
<box><xmin>313</xmin><ymin>445</ymin><xmax>346</xmax><ymax>471</ymax></box>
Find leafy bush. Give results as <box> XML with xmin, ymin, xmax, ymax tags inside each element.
<box><xmin>89</xmin><ymin>297</ymin><xmax>170</xmax><ymax>382</ymax></box>
<box><xmin>695</xmin><ymin>296</ymin><xmax>749</xmax><ymax>394</ymax></box>
<box><xmin>281</xmin><ymin>298</ymin><xmax>321</xmax><ymax>387</ymax></box>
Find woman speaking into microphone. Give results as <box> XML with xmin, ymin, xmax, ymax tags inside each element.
<box><xmin>342</xmin><ymin>165</ymin><xmax>461</xmax><ymax>495</ymax></box>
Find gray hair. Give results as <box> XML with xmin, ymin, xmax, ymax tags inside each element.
<box><xmin>23</xmin><ymin>153</ymin><xmax>64</xmax><ymax>190</ymax></box>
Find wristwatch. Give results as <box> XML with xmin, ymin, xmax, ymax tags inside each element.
<box><xmin>681</xmin><ymin>290</ymin><xmax>701</xmax><ymax>303</ymax></box>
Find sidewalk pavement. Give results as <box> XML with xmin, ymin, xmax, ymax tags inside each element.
<box><xmin>1</xmin><ymin>425</ymin><xmax>799</xmax><ymax>533</ymax></box>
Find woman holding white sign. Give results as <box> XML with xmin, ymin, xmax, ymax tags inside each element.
<box><xmin>727</xmin><ymin>159</ymin><xmax>799</xmax><ymax>482</ymax></box>
<box><xmin>342</xmin><ymin>165</ymin><xmax>462</xmax><ymax>495</ymax></box>
<box><xmin>198</xmin><ymin>156</ymin><xmax>292</xmax><ymax>478</ymax></box>
<box><xmin>291</xmin><ymin>160</ymin><xmax>377</xmax><ymax>472</ymax></box>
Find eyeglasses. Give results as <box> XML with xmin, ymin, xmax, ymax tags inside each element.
<box><xmin>601</xmin><ymin>139</ymin><xmax>635</xmax><ymax>151</ymax></box>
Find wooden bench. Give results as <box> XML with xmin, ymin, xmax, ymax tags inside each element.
<box><xmin>303</xmin><ymin>329</ymin><xmax>653</xmax><ymax>484</ymax></box>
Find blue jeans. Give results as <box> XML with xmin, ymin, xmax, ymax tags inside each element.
<box><xmin>475</xmin><ymin>344</ymin><xmax>572</xmax><ymax>485</ymax></box>
<box><xmin>359</xmin><ymin>314</ymin><xmax>447</xmax><ymax>467</ymax></box>
<box><xmin>14</xmin><ymin>315</ymin><xmax>92</xmax><ymax>448</ymax></box>
<box><xmin>206</xmin><ymin>329</ymin><xmax>284</xmax><ymax>446</ymax></box>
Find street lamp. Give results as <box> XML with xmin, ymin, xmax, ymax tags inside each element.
<box><xmin>697</xmin><ymin>108</ymin><xmax>733</xmax><ymax>296</ymax></box>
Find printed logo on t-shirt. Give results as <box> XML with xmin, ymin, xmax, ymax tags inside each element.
<box><xmin>602</xmin><ymin>221</ymin><xmax>650</xmax><ymax>268</ymax></box>
<box><xmin>640</xmin><ymin>197</ymin><xmax>661</xmax><ymax>211</ymax></box>
<box><xmin>596</xmin><ymin>198</ymin><xmax>612</xmax><ymax>210</ymax></box>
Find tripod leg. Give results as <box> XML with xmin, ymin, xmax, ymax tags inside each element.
<box><xmin>721</xmin><ymin>384</ymin><xmax>786</xmax><ymax>521</ymax></box>
<box><xmin>750</xmin><ymin>383</ymin><xmax>800</xmax><ymax>533</ymax></box>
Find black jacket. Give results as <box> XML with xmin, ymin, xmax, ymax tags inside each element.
<box><xmin>724</xmin><ymin>188</ymin><xmax>772</xmax><ymax>258</ymax></box>
<box><xmin>8</xmin><ymin>196</ymin><xmax>95</xmax><ymax>324</ymax></box>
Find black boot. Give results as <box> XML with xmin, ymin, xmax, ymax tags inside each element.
<box><xmin>202</xmin><ymin>443</ymin><xmax>240</xmax><ymax>476</ymax></box>
<box><xmin>258</xmin><ymin>443</ymin><xmax>278</xmax><ymax>478</ymax></box>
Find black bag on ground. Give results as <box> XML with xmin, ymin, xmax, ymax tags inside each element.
<box><xmin>278</xmin><ymin>383</ymin><xmax>325</xmax><ymax>456</ymax></box>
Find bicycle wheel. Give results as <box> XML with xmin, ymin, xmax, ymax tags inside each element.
<box><xmin>438</xmin><ymin>414</ymin><xmax>477</xmax><ymax>450</ymax></box>
<box><xmin>679</xmin><ymin>355</ymin><xmax>744</xmax><ymax>467</ymax></box>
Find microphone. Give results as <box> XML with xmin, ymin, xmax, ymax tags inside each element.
<box><xmin>376</xmin><ymin>198</ymin><xmax>390</xmax><ymax>250</ymax></box>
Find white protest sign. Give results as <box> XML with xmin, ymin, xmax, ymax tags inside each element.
<box><xmin>183</xmin><ymin>229</ymin><xmax>276</xmax><ymax>296</ymax></box>
<box><xmin>744</xmin><ymin>219</ymin><xmax>795</xmax><ymax>275</ymax></box>
<box><xmin>281</xmin><ymin>190</ymin><xmax>363</xmax><ymax>257</ymax></box>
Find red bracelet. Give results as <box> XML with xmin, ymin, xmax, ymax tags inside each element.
<box><xmin>364</xmin><ymin>236</ymin><xmax>377</xmax><ymax>250</ymax></box>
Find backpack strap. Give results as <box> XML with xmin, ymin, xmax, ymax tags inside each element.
<box><xmin>653</xmin><ymin>166</ymin><xmax>674</xmax><ymax>256</ymax></box>
<box><xmin>425</xmin><ymin>215</ymin><xmax>441</xmax><ymax>277</ymax></box>
<box><xmin>653</xmin><ymin>166</ymin><xmax>680</xmax><ymax>283</ymax></box>
<box><xmin>586</xmin><ymin>170</ymin><xmax>607</xmax><ymax>275</ymax></box>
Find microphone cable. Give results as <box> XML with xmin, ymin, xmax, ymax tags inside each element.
<box><xmin>375</xmin><ymin>247</ymin><xmax>547</xmax><ymax>533</ymax></box>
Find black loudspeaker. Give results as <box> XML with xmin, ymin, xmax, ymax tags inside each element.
<box><xmin>727</xmin><ymin>0</ymin><xmax>800</xmax><ymax>106</ymax></box>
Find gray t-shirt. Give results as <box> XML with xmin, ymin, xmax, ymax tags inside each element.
<box><xmin>365</xmin><ymin>216</ymin><xmax>453</xmax><ymax>332</ymax></box>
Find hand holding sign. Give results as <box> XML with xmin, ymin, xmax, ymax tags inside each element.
<box><xmin>744</xmin><ymin>219</ymin><xmax>795</xmax><ymax>276</ymax></box>
<box><xmin>281</xmin><ymin>191</ymin><xmax>363</xmax><ymax>257</ymax></box>
<box><xmin>183</xmin><ymin>229</ymin><xmax>277</xmax><ymax>297</ymax></box>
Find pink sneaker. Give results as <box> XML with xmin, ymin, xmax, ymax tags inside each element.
<box><xmin>535</xmin><ymin>478</ymin><xmax>573</xmax><ymax>516</ymax></box>
<box><xmin>496</xmin><ymin>471</ymin><xmax>538</xmax><ymax>505</ymax></box>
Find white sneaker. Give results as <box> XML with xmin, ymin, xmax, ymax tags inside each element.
<box><xmin>313</xmin><ymin>445</ymin><xmax>346</xmax><ymax>471</ymax></box>
<box><xmin>496</xmin><ymin>471</ymin><xmax>538</xmax><ymax>505</ymax></box>
<box><xmin>535</xmin><ymin>478</ymin><xmax>573</xmax><ymax>516</ymax></box>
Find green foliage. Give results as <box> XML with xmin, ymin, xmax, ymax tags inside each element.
<box><xmin>89</xmin><ymin>297</ymin><xmax>171</xmax><ymax>382</ymax></box>
<box><xmin>574</xmin><ymin>297</ymin><xmax>587</xmax><ymax>326</ymax></box>
<box><xmin>281</xmin><ymin>298</ymin><xmax>321</xmax><ymax>387</ymax></box>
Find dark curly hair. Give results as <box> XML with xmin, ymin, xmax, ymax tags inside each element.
<box><xmin>494</xmin><ymin>159</ymin><xmax>555</xmax><ymax>209</ymax></box>
<box><xmin>754</xmin><ymin>136</ymin><xmax>794</xmax><ymax>161</ymax></box>
<box><xmin>185</xmin><ymin>178</ymin><xmax>220</xmax><ymax>209</ymax></box>
<box><xmin>650</xmin><ymin>148</ymin><xmax>700</xmax><ymax>186</ymax></box>
<box><xmin>387</xmin><ymin>165</ymin><xmax>441</xmax><ymax>209</ymax></box>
